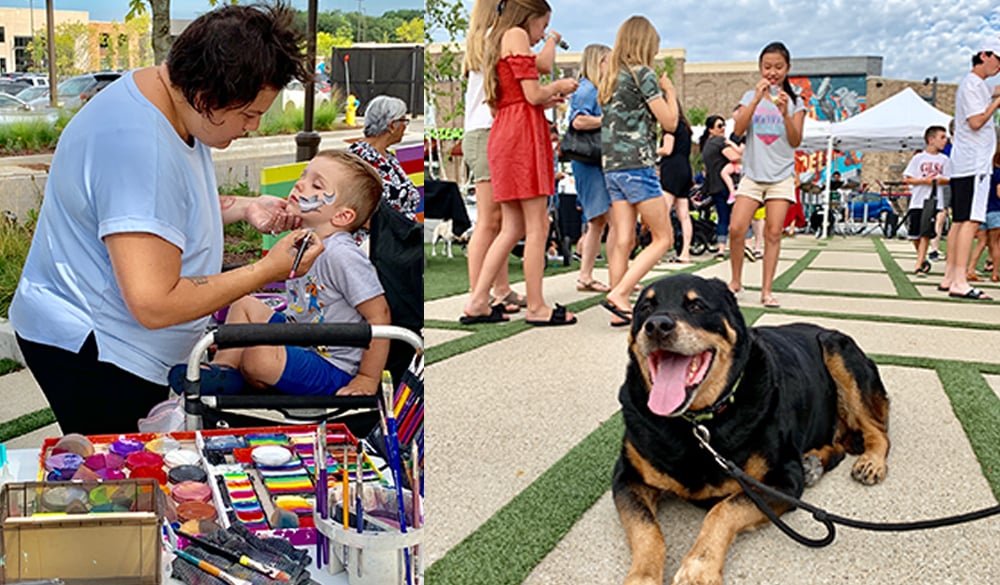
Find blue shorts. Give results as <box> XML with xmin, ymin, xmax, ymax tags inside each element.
<box><xmin>268</xmin><ymin>312</ymin><xmax>354</xmax><ymax>396</ymax></box>
<box><xmin>570</xmin><ymin>160</ymin><xmax>610</xmax><ymax>222</ymax></box>
<box><xmin>983</xmin><ymin>210</ymin><xmax>1000</xmax><ymax>230</ymax></box>
<box><xmin>604</xmin><ymin>167</ymin><xmax>662</xmax><ymax>206</ymax></box>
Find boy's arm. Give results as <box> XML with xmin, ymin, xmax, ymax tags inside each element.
<box><xmin>337</xmin><ymin>295</ymin><xmax>392</xmax><ymax>396</ymax></box>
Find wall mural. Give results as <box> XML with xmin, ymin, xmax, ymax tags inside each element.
<box><xmin>791</xmin><ymin>75</ymin><xmax>867</xmax><ymax>191</ymax></box>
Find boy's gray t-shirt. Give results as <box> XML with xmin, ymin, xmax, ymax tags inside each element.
<box><xmin>283</xmin><ymin>231</ymin><xmax>384</xmax><ymax>374</ymax></box>
<box><xmin>739</xmin><ymin>88</ymin><xmax>806</xmax><ymax>183</ymax></box>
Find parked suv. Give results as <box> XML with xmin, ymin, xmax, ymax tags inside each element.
<box><xmin>30</xmin><ymin>72</ymin><xmax>122</xmax><ymax>111</ymax></box>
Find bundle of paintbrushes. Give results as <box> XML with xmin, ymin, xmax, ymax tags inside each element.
<box><xmin>169</xmin><ymin>522</ymin><xmax>312</xmax><ymax>585</ymax></box>
<box><xmin>365</xmin><ymin>355</ymin><xmax>424</xmax><ymax>490</ymax></box>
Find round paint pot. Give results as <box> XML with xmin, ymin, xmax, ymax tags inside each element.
<box><xmin>130</xmin><ymin>465</ymin><xmax>168</xmax><ymax>485</ymax></box>
<box><xmin>110</xmin><ymin>438</ymin><xmax>145</xmax><ymax>457</ymax></box>
<box><xmin>51</xmin><ymin>433</ymin><xmax>95</xmax><ymax>458</ymax></box>
<box><xmin>251</xmin><ymin>445</ymin><xmax>293</xmax><ymax>467</ymax></box>
<box><xmin>41</xmin><ymin>485</ymin><xmax>89</xmax><ymax>512</ymax></box>
<box><xmin>97</xmin><ymin>468</ymin><xmax>126</xmax><ymax>480</ymax></box>
<box><xmin>172</xmin><ymin>480</ymin><xmax>212</xmax><ymax>503</ymax></box>
<box><xmin>164</xmin><ymin>449</ymin><xmax>201</xmax><ymax>469</ymax></box>
<box><xmin>145</xmin><ymin>436</ymin><xmax>181</xmax><ymax>454</ymax></box>
<box><xmin>168</xmin><ymin>465</ymin><xmax>208</xmax><ymax>485</ymax></box>
<box><xmin>84</xmin><ymin>452</ymin><xmax>126</xmax><ymax>471</ymax></box>
<box><xmin>44</xmin><ymin>453</ymin><xmax>84</xmax><ymax>473</ymax></box>
<box><xmin>126</xmin><ymin>451</ymin><xmax>163</xmax><ymax>470</ymax></box>
<box><xmin>177</xmin><ymin>501</ymin><xmax>218</xmax><ymax>522</ymax></box>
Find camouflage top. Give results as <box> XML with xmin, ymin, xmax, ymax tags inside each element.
<box><xmin>601</xmin><ymin>65</ymin><xmax>662</xmax><ymax>172</ymax></box>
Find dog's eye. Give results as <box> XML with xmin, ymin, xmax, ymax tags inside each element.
<box><xmin>685</xmin><ymin>298</ymin><xmax>707</xmax><ymax>313</ymax></box>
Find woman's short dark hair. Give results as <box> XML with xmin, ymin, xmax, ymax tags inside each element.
<box><xmin>166</xmin><ymin>1</ymin><xmax>311</xmax><ymax>114</ymax></box>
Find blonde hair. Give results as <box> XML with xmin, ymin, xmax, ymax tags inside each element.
<box><xmin>578</xmin><ymin>43</ymin><xmax>611</xmax><ymax>86</ymax></box>
<box><xmin>483</xmin><ymin>0</ymin><xmax>552</xmax><ymax>107</ymax></box>
<box><xmin>598</xmin><ymin>16</ymin><xmax>659</xmax><ymax>105</ymax></box>
<box><xmin>313</xmin><ymin>149</ymin><xmax>383</xmax><ymax>231</ymax></box>
<box><xmin>462</xmin><ymin>0</ymin><xmax>499</xmax><ymax>75</ymax></box>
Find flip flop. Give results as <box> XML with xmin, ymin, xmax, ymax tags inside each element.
<box><xmin>489</xmin><ymin>296</ymin><xmax>521</xmax><ymax>314</ymax></box>
<box><xmin>948</xmin><ymin>288</ymin><xmax>992</xmax><ymax>300</ymax></box>
<box><xmin>761</xmin><ymin>295</ymin><xmax>781</xmax><ymax>308</ymax></box>
<box><xmin>498</xmin><ymin>290</ymin><xmax>527</xmax><ymax>308</ymax></box>
<box><xmin>610</xmin><ymin>315</ymin><xmax>631</xmax><ymax>327</ymax></box>
<box><xmin>600</xmin><ymin>298</ymin><xmax>633</xmax><ymax>322</ymax></box>
<box><xmin>459</xmin><ymin>304</ymin><xmax>510</xmax><ymax>325</ymax></box>
<box><xmin>937</xmin><ymin>285</ymin><xmax>950</xmax><ymax>292</ymax></box>
<box><xmin>576</xmin><ymin>279</ymin><xmax>611</xmax><ymax>292</ymax></box>
<box><xmin>525</xmin><ymin>303</ymin><xmax>578</xmax><ymax>327</ymax></box>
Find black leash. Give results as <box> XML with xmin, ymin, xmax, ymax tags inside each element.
<box><xmin>691</xmin><ymin>425</ymin><xmax>1000</xmax><ymax>548</ymax></box>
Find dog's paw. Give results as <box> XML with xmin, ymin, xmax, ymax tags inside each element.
<box><xmin>672</xmin><ymin>561</ymin><xmax>723</xmax><ymax>585</ymax></box>
<box><xmin>802</xmin><ymin>453</ymin><xmax>824</xmax><ymax>487</ymax></box>
<box><xmin>851</xmin><ymin>454</ymin><xmax>887</xmax><ymax>485</ymax></box>
<box><xmin>623</xmin><ymin>575</ymin><xmax>660</xmax><ymax>585</ymax></box>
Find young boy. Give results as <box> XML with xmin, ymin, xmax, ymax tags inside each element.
<box><xmin>171</xmin><ymin>150</ymin><xmax>390</xmax><ymax>396</ymax></box>
<box><xmin>903</xmin><ymin>126</ymin><xmax>951</xmax><ymax>276</ymax></box>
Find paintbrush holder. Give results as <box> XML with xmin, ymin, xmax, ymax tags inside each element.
<box><xmin>325</xmin><ymin>524</ymin><xmax>423</xmax><ymax>585</ymax></box>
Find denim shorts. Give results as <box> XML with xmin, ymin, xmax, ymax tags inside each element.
<box><xmin>604</xmin><ymin>167</ymin><xmax>662</xmax><ymax>206</ymax></box>
<box><xmin>983</xmin><ymin>210</ymin><xmax>1000</xmax><ymax>231</ymax></box>
<box><xmin>268</xmin><ymin>312</ymin><xmax>354</xmax><ymax>396</ymax></box>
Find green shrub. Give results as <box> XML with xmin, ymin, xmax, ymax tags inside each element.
<box><xmin>0</xmin><ymin>213</ymin><xmax>37</xmax><ymax>317</ymax></box>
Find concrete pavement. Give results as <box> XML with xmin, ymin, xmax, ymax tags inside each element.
<box><xmin>423</xmin><ymin>235</ymin><xmax>1000</xmax><ymax>585</ymax></box>
<box><xmin>2</xmin><ymin>234</ymin><xmax>998</xmax><ymax>584</ymax></box>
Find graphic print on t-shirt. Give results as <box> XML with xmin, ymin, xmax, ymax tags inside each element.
<box><xmin>753</xmin><ymin>100</ymin><xmax>784</xmax><ymax>146</ymax></box>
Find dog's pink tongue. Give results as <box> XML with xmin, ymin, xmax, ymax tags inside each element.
<box><xmin>648</xmin><ymin>353</ymin><xmax>692</xmax><ymax>416</ymax></box>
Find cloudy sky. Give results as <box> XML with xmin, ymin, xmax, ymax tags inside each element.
<box><xmin>446</xmin><ymin>0</ymin><xmax>1000</xmax><ymax>84</ymax></box>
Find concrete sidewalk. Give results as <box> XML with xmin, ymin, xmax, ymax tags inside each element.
<box><xmin>424</xmin><ymin>236</ymin><xmax>1000</xmax><ymax>584</ymax></box>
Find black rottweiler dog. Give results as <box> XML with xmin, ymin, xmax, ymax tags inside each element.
<box><xmin>613</xmin><ymin>274</ymin><xmax>890</xmax><ymax>585</ymax></box>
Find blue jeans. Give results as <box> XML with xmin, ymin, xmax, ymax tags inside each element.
<box><xmin>710</xmin><ymin>191</ymin><xmax>732</xmax><ymax>242</ymax></box>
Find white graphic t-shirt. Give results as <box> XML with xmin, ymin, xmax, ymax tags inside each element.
<box><xmin>739</xmin><ymin>87</ymin><xmax>806</xmax><ymax>183</ymax></box>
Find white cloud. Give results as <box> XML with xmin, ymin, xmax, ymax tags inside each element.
<box><xmin>470</xmin><ymin>0</ymin><xmax>1000</xmax><ymax>83</ymax></box>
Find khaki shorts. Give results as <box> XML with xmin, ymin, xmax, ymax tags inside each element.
<box><xmin>463</xmin><ymin>128</ymin><xmax>491</xmax><ymax>182</ymax></box>
<box><xmin>735</xmin><ymin>174</ymin><xmax>796</xmax><ymax>204</ymax></box>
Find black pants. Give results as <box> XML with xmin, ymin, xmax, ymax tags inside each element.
<box><xmin>16</xmin><ymin>333</ymin><xmax>169</xmax><ymax>436</ymax></box>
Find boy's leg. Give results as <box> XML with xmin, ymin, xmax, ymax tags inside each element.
<box><xmin>240</xmin><ymin>345</ymin><xmax>288</xmax><ymax>389</ymax></box>
<box><xmin>212</xmin><ymin>296</ymin><xmax>275</xmax><ymax>368</ymax></box>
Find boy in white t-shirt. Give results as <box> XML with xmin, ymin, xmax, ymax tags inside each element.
<box><xmin>903</xmin><ymin>126</ymin><xmax>951</xmax><ymax>276</ymax></box>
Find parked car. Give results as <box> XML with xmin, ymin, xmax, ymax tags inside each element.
<box><xmin>280</xmin><ymin>79</ymin><xmax>331</xmax><ymax>111</ymax></box>
<box><xmin>16</xmin><ymin>85</ymin><xmax>49</xmax><ymax>107</ymax></box>
<box><xmin>29</xmin><ymin>72</ymin><xmax>122</xmax><ymax>111</ymax></box>
<box><xmin>0</xmin><ymin>80</ymin><xmax>30</xmax><ymax>97</ymax></box>
<box><xmin>0</xmin><ymin>92</ymin><xmax>58</xmax><ymax>125</ymax></box>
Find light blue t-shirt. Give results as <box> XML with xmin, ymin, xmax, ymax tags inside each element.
<box><xmin>739</xmin><ymin>88</ymin><xmax>806</xmax><ymax>183</ymax></box>
<box><xmin>10</xmin><ymin>70</ymin><xmax>222</xmax><ymax>384</ymax></box>
<box><xmin>283</xmin><ymin>231</ymin><xmax>384</xmax><ymax>375</ymax></box>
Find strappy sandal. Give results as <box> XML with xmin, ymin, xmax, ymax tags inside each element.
<box><xmin>576</xmin><ymin>279</ymin><xmax>611</xmax><ymax>292</ymax></box>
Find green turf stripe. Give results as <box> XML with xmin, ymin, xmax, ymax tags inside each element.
<box><xmin>775</xmin><ymin>308</ymin><xmax>1000</xmax><ymax>331</ymax></box>
<box><xmin>773</xmin><ymin>249</ymin><xmax>819</xmax><ymax>291</ymax></box>
<box><xmin>873</xmin><ymin>237</ymin><xmax>920</xmax><ymax>298</ymax></box>
<box><xmin>425</xmin><ymin>413</ymin><xmax>624</xmax><ymax>585</ymax></box>
<box><xmin>933</xmin><ymin>362</ymin><xmax>1000</xmax><ymax>501</ymax></box>
<box><xmin>0</xmin><ymin>408</ymin><xmax>55</xmax><ymax>442</ymax></box>
<box><xmin>0</xmin><ymin>358</ymin><xmax>22</xmax><ymax>376</ymax></box>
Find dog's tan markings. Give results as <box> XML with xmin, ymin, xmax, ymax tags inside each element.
<box><xmin>626</xmin><ymin>442</ymin><xmax>770</xmax><ymax>500</ymax></box>
<box><xmin>685</xmin><ymin>331</ymin><xmax>735</xmax><ymax>412</ymax></box>
<box><xmin>614</xmin><ymin>468</ymin><xmax>668</xmax><ymax>585</ymax></box>
<box><xmin>722</xmin><ymin>318</ymin><xmax>738</xmax><ymax>345</ymax></box>
<box><xmin>645</xmin><ymin>288</ymin><xmax>657</xmax><ymax>301</ymax></box>
<box><xmin>673</xmin><ymin>493</ymin><xmax>791</xmax><ymax>585</ymax></box>
<box><xmin>823</xmin><ymin>352</ymin><xmax>890</xmax><ymax>485</ymax></box>
<box><xmin>684</xmin><ymin>289</ymin><xmax>698</xmax><ymax>302</ymax></box>
<box><xmin>804</xmin><ymin>443</ymin><xmax>846</xmax><ymax>471</ymax></box>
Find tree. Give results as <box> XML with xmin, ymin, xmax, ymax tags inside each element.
<box><xmin>395</xmin><ymin>18</ymin><xmax>423</xmax><ymax>44</ymax></box>
<box><xmin>127</xmin><ymin>0</ymin><xmax>230</xmax><ymax>65</ymax></box>
<box><xmin>27</xmin><ymin>22</ymin><xmax>90</xmax><ymax>78</ymax></box>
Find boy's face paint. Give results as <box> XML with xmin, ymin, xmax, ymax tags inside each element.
<box><xmin>295</xmin><ymin>192</ymin><xmax>337</xmax><ymax>213</ymax></box>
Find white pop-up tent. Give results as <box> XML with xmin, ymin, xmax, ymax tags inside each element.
<box><xmin>805</xmin><ymin>88</ymin><xmax>954</xmax><ymax>236</ymax></box>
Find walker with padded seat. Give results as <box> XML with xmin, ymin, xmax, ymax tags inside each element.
<box><xmin>177</xmin><ymin>322</ymin><xmax>423</xmax><ymax>436</ymax></box>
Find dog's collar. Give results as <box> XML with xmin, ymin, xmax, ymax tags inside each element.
<box><xmin>681</xmin><ymin>372</ymin><xmax>743</xmax><ymax>423</ymax></box>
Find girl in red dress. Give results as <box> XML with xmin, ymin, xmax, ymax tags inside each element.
<box><xmin>460</xmin><ymin>0</ymin><xmax>579</xmax><ymax>326</ymax></box>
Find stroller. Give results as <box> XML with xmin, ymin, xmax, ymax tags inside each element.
<box><xmin>176</xmin><ymin>322</ymin><xmax>423</xmax><ymax>436</ymax></box>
